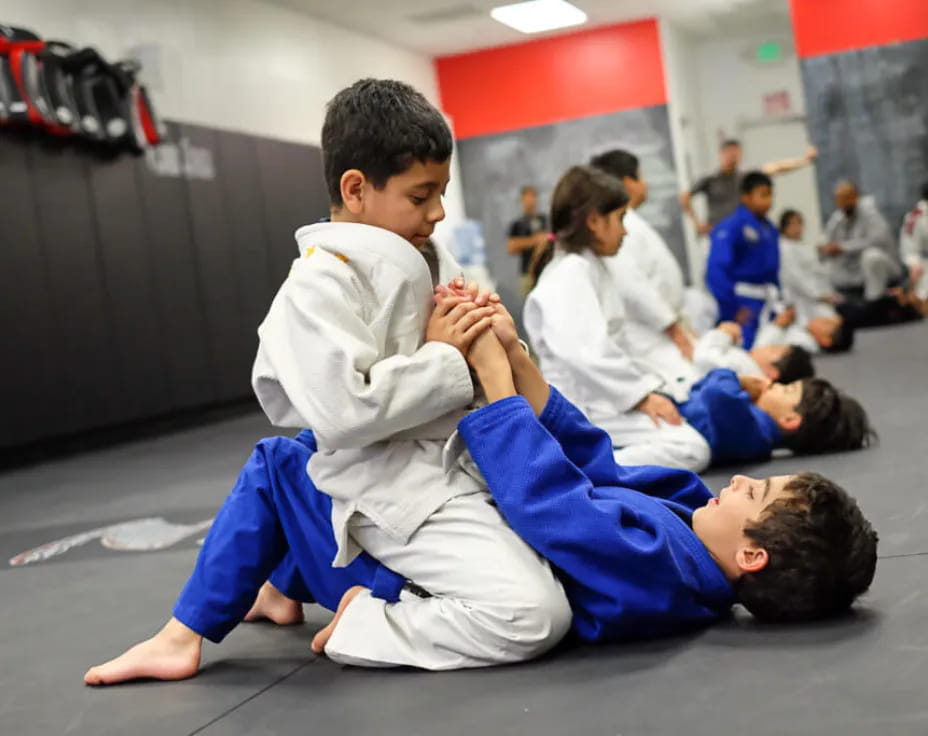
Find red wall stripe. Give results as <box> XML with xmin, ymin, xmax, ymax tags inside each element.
<box><xmin>435</xmin><ymin>19</ymin><xmax>666</xmax><ymax>140</ymax></box>
<box><xmin>790</xmin><ymin>0</ymin><xmax>928</xmax><ymax>58</ymax></box>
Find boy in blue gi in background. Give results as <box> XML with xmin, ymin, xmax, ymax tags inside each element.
<box><xmin>677</xmin><ymin>370</ymin><xmax>874</xmax><ymax>467</ymax></box>
<box><xmin>706</xmin><ymin>172</ymin><xmax>780</xmax><ymax>349</ymax></box>
<box><xmin>85</xmin><ymin>298</ymin><xmax>878</xmax><ymax>685</ymax></box>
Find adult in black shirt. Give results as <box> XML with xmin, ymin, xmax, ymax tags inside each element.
<box><xmin>507</xmin><ymin>186</ymin><xmax>549</xmax><ymax>295</ymax></box>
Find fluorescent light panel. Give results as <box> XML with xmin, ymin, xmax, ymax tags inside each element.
<box><xmin>490</xmin><ymin>0</ymin><xmax>588</xmax><ymax>34</ymax></box>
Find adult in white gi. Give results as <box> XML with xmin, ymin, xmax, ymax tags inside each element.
<box><xmin>253</xmin><ymin>221</ymin><xmax>570</xmax><ymax>670</ymax></box>
<box><xmin>900</xmin><ymin>183</ymin><xmax>928</xmax><ymax>301</ymax></box>
<box><xmin>821</xmin><ymin>181</ymin><xmax>902</xmax><ymax>300</ymax></box>
<box><xmin>525</xmin><ymin>247</ymin><xmax>710</xmax><ymax>472</ymax></box>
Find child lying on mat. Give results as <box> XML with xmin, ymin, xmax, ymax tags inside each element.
<box><xmin>677</xmin><ymin>368</ymin><xmax>874</xmax><ymax>467</ymax></box>
<box><xmin>84</xmin><ymin>301</ymin><xmax>878</xmax><ymax>685</ymax></box>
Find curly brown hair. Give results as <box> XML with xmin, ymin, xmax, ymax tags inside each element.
<box><xmin>736</xmin><ymin>472</ymin><xmax>878</xmax><ymax>622</ymax></box>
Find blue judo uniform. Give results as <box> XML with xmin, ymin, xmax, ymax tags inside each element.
<box><xmin>706</xmin><ymin>204</ymin><xmax>780</xmax><ymax>349</ymax></box>
<box><xmin>677</xmin><ymin>369</ymin><xmax>781</xmax><ymax>467</ymax></box>
<box><xmin>175</xmin><ymin>388</ymin><xmax>734</xmax><ymax>647</ymax></box>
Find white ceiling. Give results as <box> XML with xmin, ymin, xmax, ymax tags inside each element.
<box><xmin>261</xmin><ymin>0</ymin><xmax>793</xmax><ymax>57</ymax></box>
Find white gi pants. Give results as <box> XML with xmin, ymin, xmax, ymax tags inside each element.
<box><xmin>597</xmin><ymin>411</ymin><xmax>711</xmax><ymax>473</ymax></box>
<box><xmin>861</xmin><ymin>247</ymin><xmax>903</xmax><ymax>300</ymax></box>
<box><xmin>323</xmin><ymin>492</ymin><xmax>572</xmax><ymax>670</ymax></box>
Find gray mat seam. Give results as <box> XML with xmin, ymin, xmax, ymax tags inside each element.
<box><xmin>186</xmin><ymin>661</ymin><xmax>310</xmax><ymax>735</ymax></box>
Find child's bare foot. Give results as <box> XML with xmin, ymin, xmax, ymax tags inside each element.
<box><xmin>83</xmin><ymin>618</ymin><xmax>201</xmax><ymax>686</ymax></box>
<box><xmin>243</xmin><ymin>581</ymin><xmax>305</xmax><ymax>626</ymax></box>
<box><xmin>311</xmin><ymin>585</ymin><xmax>366</xmax><ymax>654</ymax></box>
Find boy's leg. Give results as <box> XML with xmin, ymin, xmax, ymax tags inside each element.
<box><xmin>604</xmin><ymin>412</ymin><xmax>711</xmax><ymax>472</ymax></box>
<box><xmin>85</xmin><ymin>437</ymin><xmax>363</xmax><ymax>685</ymax></box>
<box><xmin>320</xmin><ymin>491</ymin><xmax>572</xmax><ymax>671</ymax></box>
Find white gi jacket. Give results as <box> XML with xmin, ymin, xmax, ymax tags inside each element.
<box><xmin>524</xmin><ymin>249</ymin><xmax>662</xmax><ymax>423</ymax></box>
<box><xmin>252</xmin><ymin>222</ymin><xmax>483</xmax><ymax>566</ymax></box>
<box><xmin>779</xmin><ymin>236</ymin><xmax>838</xmax><ymax>322</ymax></box>
<box><xmin>621</xmin><ymin>207</ymin><xmax>686</xmax><ymax>314</ymax></box>
<box><xmin>900</xmin><ymin>199</ymin><xmax>928</xmax><ymax>298</ymax></box>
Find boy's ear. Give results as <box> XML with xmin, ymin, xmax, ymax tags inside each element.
<box><xmin>779</xmin><ymin>412</ymin><xmax>802</xmax><ymax>431</ymax></box>
<box><xmin>763</xmin><ymin>365</ymin><xmax>780</xmax><ymax>381</ymax></box>
<box><xmin>340</xmin><ymin>169</ymin><xmax>367</xmax><ymax>215</ymax></box>
<box><xmin>736</xmin><ymin>544</ymin><xmax>769</xmax><ymax>574</ymax></box>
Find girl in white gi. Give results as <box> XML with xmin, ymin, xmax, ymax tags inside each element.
<box><xmin>524</xmin><ymin>166</ymin><xmax>711</xmax><ymax>472</ymax></box>
<box><xmin>83</xmin><ymin>80</ymin><xmax>570</xmax><ymax>681</ymax></box>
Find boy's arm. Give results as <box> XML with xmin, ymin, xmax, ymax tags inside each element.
<box><xmin>705</xmin><ymin>227</ymin><xmax>739</xmax><ymax>320</ymax></box>
<box><xmin>685</xmin><ymin>369</ymin><xmax>774</xmax><ymax>462</ymax></box>
<box><xmin>253</xmin><ymin>256</ymin><xmax>473</xmax><ymax>448</ymax></box>
<box><xmin>459</xmin><ymin>396</ymin><xmax>715</xmax><ymax>642</ymax></box>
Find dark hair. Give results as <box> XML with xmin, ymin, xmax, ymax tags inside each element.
<box><xmin>921</xmin><ymin>180</ymin><xmax>928</xmax><ymax>201</ymax></box>
<box><xmin>736</xmin><ymin>472</ymin><xmax>878</xmax><ymax>622</ymax></box>
<box><xmin>321</xmin><ymin>79</ymin><xmax>453</xmax><ymax>206</ymax></box>
<box><xmin>550</xmin><ymin>165</ymin><xmax>629</xmax><ymax>254</ymax></box>
<box><xmin>741</xmin><ymin>170</ymin><xmax>773</xmax><ymax>194</ymax></box>
<box><xmin>771</xmin><ymin>346</ymin><xmax>814</xmax><ymax>383</ymax></box>
<box><xmin>782</xmin><ymin>378</ymin><xmax>875</xmax><ymax>454</ymax></box>
<box><xmin>589</xmin><ymin>149</ymin><xmax>639</xmax><ymax>181</ymax></box>
<box><xmin>822</xmin><ymin>319</ymin><xmax>855</xmax><ymax>353</ymax></box>
<box><xmin>778</xmin><ymin>208</ymin><xmax>803</xmax><ymax>233</ymax></box>
<box><xmin>528</xmin><ymin>239</ymin><xmax>555</xmax><ymax>288</ymax></box>
<box><xmin>521</xmin><ymin>185</ymin><xmax>537</xmax><ymax>196</ymax></box>
<box><xmin>721</xmin><ymin>139</ymin><xmax>741</xmax><ymax>149</ymax></box>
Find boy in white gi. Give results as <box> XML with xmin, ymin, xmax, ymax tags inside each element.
<box><xmin>84</xmin><ymin>79</ymin><xmax>570</xmax><ymax>681</ymax></box>
<box><xmin>525</xmin><ymin>165</ymin><xmax>711</xmax><ymax>472</ymax></box>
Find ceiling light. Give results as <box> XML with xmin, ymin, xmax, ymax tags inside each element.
<box><xmin>490</xmin><ymin>0</ymin><xmax>588</xmax><ymax>34</ymax></box>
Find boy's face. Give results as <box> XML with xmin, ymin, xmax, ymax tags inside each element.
<box><xmin>336</xmin><ymin>158</ymin><xmax>450</xmax><ymax>247</ymax></box>
<box><xmin>756</xmin><ymin>379</ymin><xmax>803</xmax><ymax>430</ymax></box>
<box><xmin>742</xmin><ymin>185</ymin><xmax>773</xmax><ymax>217</ymax></box>
<box><xmin>692</xmin><ymin>474</ymin><xmax>794</xmax><ymax>581</ymax></box>
<box><xmin>588</xmin><ymin>206</ymin><xmax>627</xmax><ymax>257</ymax></box>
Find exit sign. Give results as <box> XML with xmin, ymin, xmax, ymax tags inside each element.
<box><xmin>756</xmin><ymin>41</ymin><xmax>782</xmax><ymax>62</ymax></box>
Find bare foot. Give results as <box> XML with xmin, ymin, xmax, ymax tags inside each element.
<box><xmin>243</xmin><ymin>581</ymin><xmax>305</xmax><ymax>626</ymax></box>
<box><xmin>311</xmin><ymin>585</ymin><xmax>367</xmax><ymax>654</ymax></box>
<box><xmin>83</xmin><ymin>618</ymin><xmax>201</xmax><ymax>686</ymax></box>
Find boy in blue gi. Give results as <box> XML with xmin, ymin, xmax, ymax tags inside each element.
<box><xmin>678</xmin><ymin>370</ymin><xmax>874</xmax><ymax>467</ymax></box>
<box><xmin>85</xmin><ymin>300</ymin><xmax>878</xmax><ymax>684</ymax></box>
<box><xmin>706</xmin><ymin>171</ymin><xmax>780</xmax><ymax>349</ymax></box>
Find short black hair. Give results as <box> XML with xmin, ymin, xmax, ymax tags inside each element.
<box><xmin>736</xmin><ymin>472</ymin><xmax>878</xmax><ymax>622</ymax></box>
<box><xmin>822</xmin><ymin>319</ymin><xmax>855</xmax><ymax>353</ymax></box>
<box><xmin>321</xmin><ymin>79</ymin><xmax>453</xmax><ymax>206</ymax></box>
<box><xmin>550</xmin><ymin>165</ymin><xmax>629</xmax><ymax>254</ymax></box>
<box><xmin>521</xmin><ymin>185</ymin><xmax>537</xmax><ymax>196</ymax></box>
<box><xmin>782</xmin><ymin>378</ymin><xmax>875</xmax><ymax>455</ymax></box>
<box><xmin>589</xmin><ymin>149</ymin><xmax>640</xmax><ymax>181</ymax></box>
<box><xmin>721</xmin><ymin>139</ymin><xmax>741</xmax><ymax>149</ymax></box>
<box><xmin>741</xmin><ymin>170</ymin><xmax>773</xmax><ymax>194</ymax></box>
<box><xmin>921</xmin><ymin>180</ymin><xmax>928</xmax><ymax>201</ymax></box>
<box><xmin>778</xmin><ymin>208</ymin><xmax>803</xmax><ymax>233</ymax></box>
<box><xmin>772</xmin><ymin>346</ymin><xmax>814</xmax><ymax>383</ymax></box>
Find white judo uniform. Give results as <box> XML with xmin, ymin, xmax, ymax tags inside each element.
<box><xmin>779</xmin><ymin>236</ymin><xmax>839</xmax><ymax>322</ymax></box>
<box><xmin>524</xmin><ymin>248</ymin><xmax>710</xmax><ymax>472</ymax></box>
<box><xmin>253</xmin><ymin>221</ymin><xmax>570</xmax><ymax>670</ymax></box>
<box><xmin>901</xmin><ymin>199</ymin><xmax>928</xmax><ymax>300</ymax></box>
<box><xmin>611</xmin><ymin>208</ymin><xmax>695</xmax><ymax>402</ymax></box>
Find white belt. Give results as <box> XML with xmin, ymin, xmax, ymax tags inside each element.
<box><xmin>734</xmin><ymin>282</ymin><xmax>778</xmax><ymax>301</ymax></box>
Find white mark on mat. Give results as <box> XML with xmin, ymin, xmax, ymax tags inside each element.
<box><xmin>9</xmin><ymin>517</ymin><xmax>213</xmax><ymax>566</ymax></box>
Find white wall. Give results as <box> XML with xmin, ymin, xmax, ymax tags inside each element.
<box><xmin>2</xmin><ymin>0</ymin><xmax>467</xmax><ymax>244</ymax></box>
